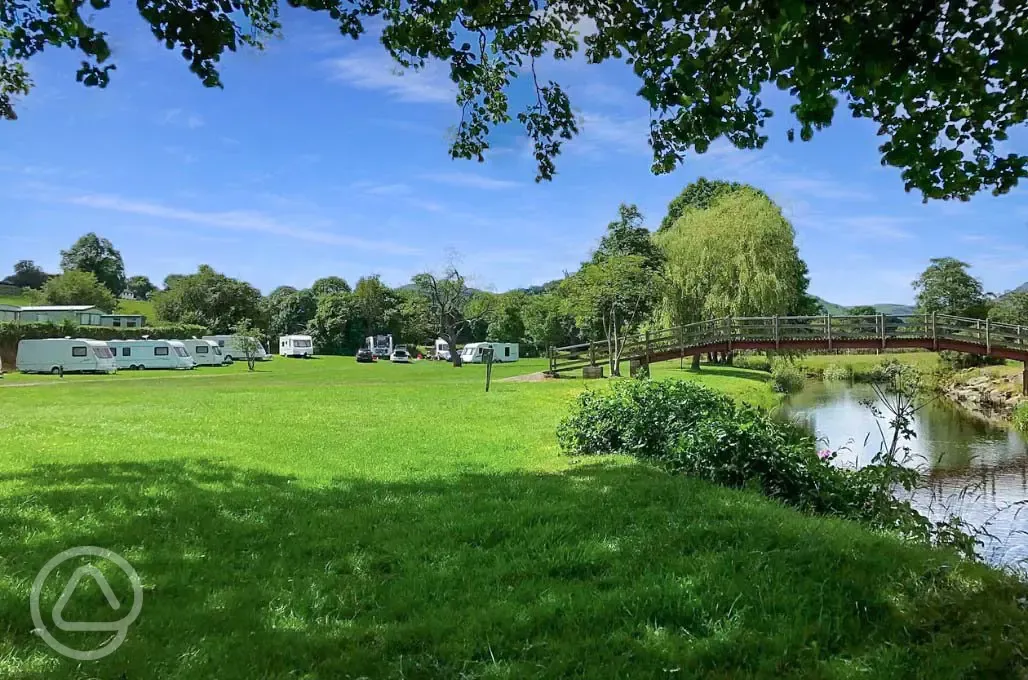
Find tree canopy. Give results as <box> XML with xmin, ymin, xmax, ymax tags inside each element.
<box><xmin>2</xmin><ymin>259</ymin><xmax>49</xmax><ymax>289</ymax></box>
<box><xmin>912</xmin><ymin>257</ymin><xmax>988</xmax><ymax>318</ymax></box>
<box><xmin>153</xmin><ymin>265</ymin><xmax>263</xmax><ymax>333</ymax></box>
<box><xmin>4</xmin><ymin>1</ymin><xmax>1027</xmax><ymax>199</ymax></box>
<box><xmin>656</xmin><ymin>188</ymin><xmax>816</xmax><ymax>326</ymax></box>
<box><xmin>848</xmin><ymin>305</ymin><xmax>879</xmax><ymax>317</ymax></box>
<box><xmin>658</xmin><ymin>178</ymin><xmax>762</xmax><ymax>232</ymax></box>
<box><xmin>38</xmin><ymin>270</ymin><xmax>117</xmax><ymax>312</ymax></box>
<box><xmin>989</xmin><ymin>291</ymin><xmax>1028</xmax><ymax>327</ymax></box>
<box><xmin>59</xmin><ymin>233</ymin><xmax>126</xmax><ymax>296</ymax></box>
<box><xmin>125</xmin><ymin>275</ymin><xmax>157</xmax><ymax>301</ymax></box>
<box><xmin>591</xmin><ymin>204</ymin><xmax>663</xmax><ymax>272</ymax></box>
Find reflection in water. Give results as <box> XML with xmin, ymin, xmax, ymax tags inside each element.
<box><xmin>780</xmin><ymin>382</ymin><xmax>1028</xmax><ymax>569</ymax></box>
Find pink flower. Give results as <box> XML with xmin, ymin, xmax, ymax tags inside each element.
<box><xmin>818</xmin><ymin>449</ymin><xmax>832</xmax><ymax>460</ymax></box>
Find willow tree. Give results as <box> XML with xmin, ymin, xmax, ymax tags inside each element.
<box><xmin>656</xmin><ymin>188</ymin><xmax>815</xmax><ymax>367</ymax></box>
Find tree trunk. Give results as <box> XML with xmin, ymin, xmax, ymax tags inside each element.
<box><xmin>610</xmin><ymin>308</ymin><xmax>621</xmax><ymax>377</ymax></box>
<box><xmin>446</xmin><ymin>331</ymin><xmax>462</xmax><ymax>367</ymax></box>
<box><xmin>691</xmin><ymin>354</ymin><xmax>701</xmax><ymax>370</ymax></box>
<box><xmin>725</xmin><ymin>351</ymin><xmax>734</xmax><ymax>366</ymax></box>
<box><xmin>707</xmin><ymin>352</ymin><xmax>715</xmax><ymax>364</ymax></box>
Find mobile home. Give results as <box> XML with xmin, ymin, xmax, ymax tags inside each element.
<box><xmin>433</xmin><ymin>338</ymin><xmax>451</xmax><ymax>361</ymax></box>
<box><xmin>16</xmin><ymin>338</ymin><xmax>117</xmax><ymax>374</ymax></box>
<box><xmin>181</xmin><ymin>339</ymin><xmax>230</xmax><ymax>366</ymax></box>
<box><xmin>280</xmin><ymin>334</ymin><xmax>314</xmax><ymax>358</ymax></box>
<box><xmin>107</xmin><ymin>339</ymin><xmax>196</xmax><ymax>370</ymax></box>
<box><xmin>365</xmin><ymin>334</ymin><xmax>393</xmax><ymax>359</ymax></box>
<box><xmin>202</xmin><ymin>335</ymin><xmax>271</xmax><ymax>362</ymax></box>
<box><xmin>459</xmin><ymin>342</ymin><xmax>519</xmax><ymax>364</ymax></box>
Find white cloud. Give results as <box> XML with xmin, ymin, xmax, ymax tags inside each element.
<box><xmin>160</xmin><ymin>108</ymin><xmax>204</xmax><ymax>129</ymax></box>
<box><xmin>575</xmin><ymin>112</ymin><xmax>651</xmax><ymax>155</ymax></box>
<box><xmin>325</xmin><ymin>52</ymin><xmax>455</xmax><ymax>104</ymax></box>
<box><xmin>351</xmin><ymin>181</ymin><xmax>412</xmax><ymax>196</ymax></box>
<box><xmin>62</xmin><ymin>192</ymin><xmax>422</xmax><ymax>256</ymax></box>
<box><xmin>421</xmin><ymin>171</ymin><xmax>521</xmax><ymax>190</ymax></box>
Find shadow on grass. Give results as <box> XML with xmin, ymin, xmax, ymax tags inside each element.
<box><xmin>0</xmin><ymin>461</ymin><xmax>1026</xmax><ymax>679</ymax></box>
<box><xmin>657</xmin><ymin>364</ymin><xmax>772</xmax><ymax>384</ymax></box>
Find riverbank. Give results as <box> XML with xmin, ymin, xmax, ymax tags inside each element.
<box><xmin>939</xmin><ymin>364</ymin><xmax>1026</xmax><ymax>423</ymax></box>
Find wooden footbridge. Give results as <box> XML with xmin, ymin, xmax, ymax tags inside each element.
<box><xmin>547</xmin><ymin>313</ymin><xmax>1028</xmax><ymax>393</ymax></box>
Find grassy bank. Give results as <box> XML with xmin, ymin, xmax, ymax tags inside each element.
<box><xmin>1</xmin><ymin>357</ymin><xmax>1026</xmax><ymax>678</ymax></box>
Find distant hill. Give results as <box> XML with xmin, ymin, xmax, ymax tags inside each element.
<box><xmin>1014</xmin><ymin>282</ymin><xmax>1028</xmax><ymax>294</ymax></box>
<box><xmin>813</xmin><ymin>297</ymin><xmax>915</xmax><ymax>316</ymax></box>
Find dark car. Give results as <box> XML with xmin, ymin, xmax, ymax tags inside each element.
<box><xmin>356</xmin><ymin>348</ymin><xmax>375</xmax><ymax>363</ymax></box>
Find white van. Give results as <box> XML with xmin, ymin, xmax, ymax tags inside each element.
<box><xmin>181</xmin><ymin>339</ymin><xmax>230</xmax><ymax>366</ymax></box>
<box><xmin>107</xmin><ymin>339</ymin><xmax>195</xmax><ymax>370</ymax></box>
<box><xmin>365</xmin><ymin>334</ymin><xmax>393</xmax><ymax>359</ymax></box>
<box><xmin>433</xmin><ymin>338</ymin><xmax>451</xmax><ymax>361</ymax></box>
<box><xmin>280</xmin><ymin>334</ymin><xmax>314</xmax><ymax>358</ymax></box>
<box><xmin>203</xmin><ymin>335</ymin><xmax>270</xmax><ymax>362</ymax></box>
<box><xmin>16</xmin><ymin>338</ymin><xmax>117</xmax><ymax>374</ymax></box>
<box><xmin>460</xmin><ymin>342</ymin><xmax>520</xmax><ymax>363</ymax></box>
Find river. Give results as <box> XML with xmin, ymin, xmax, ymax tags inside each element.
<box><xmin>780</xmin><ymin>381</ymin><xmax>1028</xmax><ymax>570</ymax></box>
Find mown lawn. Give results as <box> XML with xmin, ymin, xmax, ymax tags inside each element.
<box><xmin>1</xmin><ymin>357</ymin><xmax>1026</xmax><ymax>679</ymax></box>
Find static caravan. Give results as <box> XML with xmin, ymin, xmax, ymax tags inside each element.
<box><xmin>203</xmin><ymin>335</ymin><xmax>271</xmax><ymax>362</ymax></box>
<box><xmin>280</xmin><ymin>334</ymin><xmax>314</xmax><ymax>358</ymax></box>
<box><xmin>365</xmin><ymin>334</ymin><xmax>393</xmax><ymax>359</ymax></box>
<box><xmin>107</xmin><ymin>340</ymin><xmax>196</xmax><ymax>370</ymax></box>
<box><xmin>433</xmin><ymin>338</ymin><xmax>451</xmax><ymax>361</ymax></box>
<box><xmin>460</xmin><ymin>342</ymin><xmax>520</xmax><ymax>364</ymax></box>
<box><xmin>16</xmin><ymin>338</ymin><xmax>117</xmax><ymax>374</ymax></box>
<box><xmin>181</xmin><ymin>339</ymin><xmax>230</xmax><ymax>366</ymax></box>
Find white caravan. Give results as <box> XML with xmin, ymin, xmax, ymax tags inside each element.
<box><xmin>365</xmin><ymin>334</ymin><xmax>393</xmax><ymax>359</ymax></box>
<box><xmin>107</xmin><ymin>339</ymin><xmax>196</xmax><ymax>370</ymax></box>
<box><xmin>433</xmin><ymin>338</ymin><xmax>451</xmax><ymax>361</ymax></box>
<box><xmin>460</xmin><ymin>342</ymin><xmax>520</xmax><ymax>364</ymax></box>
<box><xmin>203</xmin><ymin>335</ymin><xmax>270</xmax><ymax>362</ymax></box>
<box><xmin>16</xmin><ymin>338</ymin><xmax>117</xmax><ymax>374</ymax></box>
<box><xmin>181</xmin><ymin>339</ymin><xmax>229</xmax><ymax>366</ymax></box>
<box><xmin>280</xmin><ymin>334</ymin><xmax>314</xmax><ymax>358</ymax></box>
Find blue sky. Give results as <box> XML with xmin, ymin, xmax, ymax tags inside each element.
<box><xmin>2</xmin><ymin>7</ymin><xmax>1026</xmax><ymax>306</ymax></box>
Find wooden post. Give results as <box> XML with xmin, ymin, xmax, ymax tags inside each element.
<box><xmin>826</xmin><ymin>314</ymin><xmax>832</xmax><ymax>351</ymax></box>
<box><xmin>986</xmin><ymin>318</ymin><xmax>991</xmax><ymax>354</ymax></box>
<box><xmin>1023</xmin><ymin>363</ymin><xmax>1027</xmax><ymax>396</ymax></box>
<box><xmin>880</xmin><ymin>313</ymin><xmax>886</xmax><ymax>350</ymax></box>
<box><xmin>931</xmin><ymin>312</ymin><xmax>937</xmax><ymax>351</ymax></box>
<box><xmin>774</xmin><ymin>315</ymin><xmax>779</xmax><ymax>350</ymax></box>
<box><xmin>589</xmin><ymin>341</ymin><xmax>596</xmax><ymax>367</ymax></box>
<box><xmin>548</xmin><ymin>346</ymin><xmax>554</xmax><ymax>373</ymax></box>
<box><xmin>645</xmin><ymin>330</ymin><xmax>652</xmax><ymax>362</ymax></box>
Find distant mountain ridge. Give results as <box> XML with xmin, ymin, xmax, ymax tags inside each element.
<box><xmin>813</xmin><ymin>297</ymin><xmax>915</xmax><ymax>316</ymax></box>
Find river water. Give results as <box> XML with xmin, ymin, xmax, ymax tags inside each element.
<box><xmin>780</xmin><ymin>382</ymin><xmax>1028</xmax><ymax>569</ymax></box>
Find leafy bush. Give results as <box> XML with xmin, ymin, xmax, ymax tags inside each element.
<box><xmin>770</xmin><ymin>361</ymin><xmax>805</xmax><ymax>393</ymax></box>
<box><xmin>1013</xmin><ymin>402</ymin><xmax>1028</xmax><ymax>434</ymax></box>
<box><xmin>822</xmin><ymin>363</ymin><xmax>852</xmax><ymax>381</ymax></box>
<box><xmin>556</xmin><ymin>378</ymin><xmax>734</xmax><ymax>457</ymax></box>
<box><xmin>557</xmin><ymin>378</ymin><xmax>975</xmax><ymax>557</ymax></box>
<box><xmin>732</xmin><ymin>353</ymin><xmax>772</xmax><ymax>372</ymax></box>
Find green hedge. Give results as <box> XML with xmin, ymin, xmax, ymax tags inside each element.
<box><xmin>0</xmin><ymin>321</ymin><xmax>209</xmax><ymax>367</ymax></box>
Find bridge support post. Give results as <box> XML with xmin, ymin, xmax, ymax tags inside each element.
<box><xmin>1023</xmin><ymin>362</ymin><xmax>1027</xmax><ymax>396</ymax></box>
<box><xmin>773</xmin><ymin>316</ymin><xmax>779</xmax><ymax>350</ymax></box>
<box><xmin>986</xmin><ymin>319</ymin><xmax>991</xmax><ymax>355</ymax></box>
<box><xmin>589</xmin><ymin>342</ymin><xmax>596</xmax><ymax>367</ymax></box>
<box><xmin>932</xmin><ymin>312</ymin><xmax>938</xmax><ymax>351</ymax></box>
<box><xmin>879</xmin><ymin>314</ymin><xmax>886</xmax><ymax>350</ymax></box>
<box><xmin>827</xmin><ymin>314</ymin><xmax>832</xmax><ymax>351</ymax></box>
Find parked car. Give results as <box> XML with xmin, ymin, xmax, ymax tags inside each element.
<box><xmin>389</xmin><ymin>348</ymin><xmax>411</xmax><ymax>364</ymax></box>
<box><xmin>356</xmin><ymin>348</ymin><xmax>375</xmax><ymax>363</ymax></box>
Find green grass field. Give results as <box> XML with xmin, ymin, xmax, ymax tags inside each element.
<box><xmin>1</xmin><ymin>358</ymin><xmax>1026</xmax><ymax>678</ymax></box>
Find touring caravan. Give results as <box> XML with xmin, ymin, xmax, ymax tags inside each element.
<box><xmin>433</xmin><ymin>338</ymin><xmax>451</xmax><ymax>361</ymax></box>
<box><xmin>280</xmin><ymin>334</ymin><xmax>314</xmax><ymax>358</ymax></box>
<box><xmin>107</xmin><ymin>339</ymin><xmax>196</xmax><ymax>370</ymax></box>
<box><xmin>460</xmin><ymin>342</ymin><xmax>520</xmax><ymax>364</ymax></box>
<box><xmin>365</xmin><ymin>334</ymin><xmax>393</xmax><ymax>359</ymax></box>
<box><xmin>181</xmin><ymin>339</ymin><xmax>230</xmax><ymax>366</ymax></box>
<box><xmin>16</xmin><ymin>338</ymin><xmax>117</xmax><ymax>374</ymax></box>
<box><xmin>203</xmin><ymin>335</ymin><xmax>271</xmax><ymax>362</ymax></box>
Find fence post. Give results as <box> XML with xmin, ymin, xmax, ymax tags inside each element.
<box><xmin>932</xmin><ymin>312</ymin><xmax>938</xmax><ymax>351</ymax></box>
<box><xmin>774</xmin><ymin>315</ymin><xmax>779</xmax><ymax>350</ymax></box>
<box><xmin>826</xmin><ymin>314</ymin><xmax>832</xmax><ymax>351</ymax></box>
<box><xmin>589</xmin><ymin>341</ymin><xmax>596</xmax><ymax>367</ymax></box>
<box><xmin>645</xmin><ymin>330</ymin><xmax>652</xmax><ymax>361</ymax></box>
<box><xmin>880</xmin><ymin>313</ymin><xmax>886</xmax><ymax>350</ymax></box>
<box><xmin>986</xmin><ymin>318</ymin><xmax>991</xmax><ymax>355</ymax></box>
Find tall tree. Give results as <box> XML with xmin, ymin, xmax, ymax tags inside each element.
<box><xmin>591</xmin><ymin>204</ymin><xmax>663</xmax><ymax>272</ymax></box>
<box><xmin>990</xmin><ymin>291</ymin><xmax>1028</xmax><ymax>327</ymax></box>
<box><xmin>562</xmin><ymin>255</ymin><xmax>660</xmax><ymax>376</ymax></box>
<box><xmin>656</xmin><ymin>188</ymin><xmax>814</xmax><ymax>367</ymax></box>
<box><xmin>413</xmin><ymin>267</ymin><xmax>489</xmax><ymax>367</ymax></box>
<box><xmin>266</xmin><ymin>289</ymin><xmax>318</xmax><ymax>339</ymax></box>
<box><xmin>60</xmin><ymin>233</ymin><xmax>126</xmax><ymax>296</ymax></box>
<box><xmin>912</xmin><ymin>258</ymin><xmax>988</xmax><ymax>318</ymax></box>
<box><xmin>659</xmin><ymin>178</ymin><xmax>758</xmax><ymax>232</ymax></box>
<box><xmin>522</xmin><ymin>292</ymin><xmax>581</xmax><ymax>356</ymax></box>
<box><xmin>310</xmin><ymin>276</ymin><xmax>351</xmax><ymax>298</ymax></box>
<box><xmin>848</xmin><ymin>305</ymin><xmax>879</xmax><ymax>317</ymax></box>
<box><xmin>308</xmin><ymin>292</ymin><xmax>362</xmax><ymax>355</ymax></box>
<box><xmin>352</xmin><ymin>276</ymin><xmax>395</xmax><ymax>338</ymax></box>
<box><xmin>3</xmin><ymin>260</ymin><xmax>49</xmax><ymax>289</ymax></box>
<box><xmin>5</xmin><ymin>2</ymin><xmax>1027</xmax><ymax>199</ymax></box>
<box><xmin>153</xmin><ymin>265</ymin><xmax>263</xmax><ymax>333</ymax></box>
<box><xmin>125</xmin><ymin>275</ymin><xmax>157</xmax><ymax>301</ymax></box>
<box><xmin>38</xmin><ymin>271</ymin><xmax>117</xmax><ymax>312</ymax></box>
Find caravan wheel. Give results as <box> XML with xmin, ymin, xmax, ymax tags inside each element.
<box><xmin>50</xmin><ymin>367</ymin><xmax>60</xmax><ymax>375</ymax></box>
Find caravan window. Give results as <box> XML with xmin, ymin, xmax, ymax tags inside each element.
<box><xmin>505</xmin><ymin>346</ymin><xmax>510</xmax><ymax>357</ymax></box>
<box><xmin>93</xmin><ymin>347</ymin><xmax>113</xmax><ymax>359</ymax></box>
<box><xmin>196</xmin><ymin>345</ymin><xmax>209</xmax><ymax>354</ymax></box>
<box><xmin>295</xmin><ymin>339</ymin><xmax>311</xmax><ymax>348</ymax></box>
<box><xmin>72</xmin><ymin>346</ymin><xmax>87</xmax><ymax>357</ymax></box>
<box><xmin>174</xmin><ymin>347</ymin><xmax>189</xmax><ymax>357</ymax></box>
<box><xmin>122</xmin><ymin>347</ymin><xmax>131</xmax><ymax>357</ymax></box>
<box><xmin>218</xmin><ymin>340</ymin><xmax>225</xmax><ymax>347</ymax></box>
<box><xmin>127</xmin><ymin>320</ymin><xmax>137</xmax><ymax>328</ymax></box>
<box><xmin>155</xmin><ymin>346</ymin><xmax>169</xmax><ymax>356</ymax></box>
<box><xmin>213</xmin><ymin>346</ymin><xmax>222</xmax><ymax>355</ymax></box>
